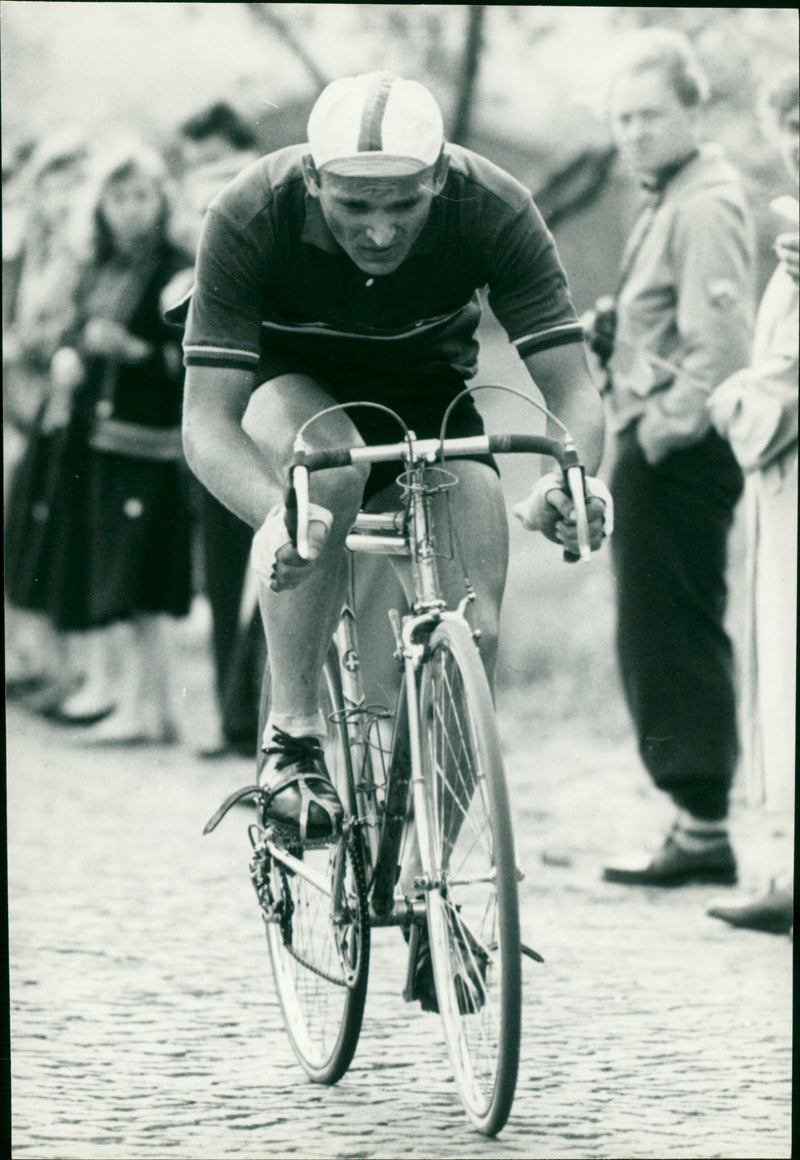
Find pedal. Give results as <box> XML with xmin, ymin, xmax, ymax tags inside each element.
<box><xmin>401</xmin><ymin>921</ymin><xmax>421</xmax><ymax>1003</ymax></box>
<box><xmin>265</xmin><ymin>819</ymin><xmax>342</xmax><ymax>851</ymax></box>
<box><xmin>521</xmin><ymin>942</ymin><xmax>544</xmax><ymax>964</ymax></box>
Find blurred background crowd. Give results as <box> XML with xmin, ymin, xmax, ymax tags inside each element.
<box><xmin>2</xmin><ymin>6</ymin><xmax>797</xmax><ymax>808</ymax></box>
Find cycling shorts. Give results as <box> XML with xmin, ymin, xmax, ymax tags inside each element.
<box><xmin>257</xmin><ymin>345</ymin><xmax>499</xmax><ymax>503</ymax></box>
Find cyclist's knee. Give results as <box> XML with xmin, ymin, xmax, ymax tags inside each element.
<box><xmin>243</xmin><ymin>374</ymin><xmax>368</xmax><ymax>525</ymax></box>
<box><xmin>321</xmin><ymin>462</ymin><xmax>370</xmax><ymax>530</ymax></box>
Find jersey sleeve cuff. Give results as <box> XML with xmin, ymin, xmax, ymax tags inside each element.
<box><xmin>183</xmin><ymin>345</ymin><xmax>260</xmax><ymax>371</ymax></box>
<box><xmin>512</xmin><ymin>322</ymin><xmax>585</xmax><ymax>360</ymax></box>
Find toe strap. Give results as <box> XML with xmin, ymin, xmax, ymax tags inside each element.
<box><xmin>298</xmin><ymin>775</ymin><xmax>341</xmax><ymax>843</ymax></box>
<box><xmin>262</xmin><ymin>767</ymin><xmax>342</xmax><ymax>843</ymax></box>
<box><xmin>203</xmin><ymin>785</ymin><xmax>262</xmax><ymax>834</ymax></box>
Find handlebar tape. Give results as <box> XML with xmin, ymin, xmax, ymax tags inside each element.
<box><xmin>293</xmin><ymin>448</ymin><xmax>354</xmax><ymax>473</ymax></box>
<box><xmin>486</xmin><ymin>434</ymin><xmax>566</xmax><ymax>464</ymax></box>
<box><xmin>284</xmin><ymin>481</ymin><xmax>299</xmax><ymax>547</ymax></box>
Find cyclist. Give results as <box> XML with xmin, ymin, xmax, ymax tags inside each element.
<box><xmin>176</xmin><ymin>71</ymin><xmax>609</xmax><ymax>850</ymax></box>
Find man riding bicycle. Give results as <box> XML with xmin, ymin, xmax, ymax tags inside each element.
<box><xmin>177</xmin><ymin>71</ymin><xmax>609</xmax><ymax>853</ymax></box>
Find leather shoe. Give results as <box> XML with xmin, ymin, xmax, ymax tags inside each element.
<box><xmin>404</xmin><ymin>919</ymin><xmax>488</xmax><ymax>1014</ymax></box>
<box><xmin>18</xmin><ymin>674</ymin><xmax>83</xmax><ymax>715</ymax></box>
<box><xmin>707</xmin><ymin>886</ymin><xmax>793</xmax><ymax>935</ymax></box>
<box><xmin>259</xmin><ymin>728</ymin><xmax>343</xmax><ymax>843</ymax></box>
<box><xmin>6</xmin><ymin>674</ymin><xmax>50</xmax><ymax>700</ymax></box>
<box><xmin>603</xmin><ymin>832</ymin><xmax>737</xmax><ymax>887</ymax></box>
<box><xmin>44</xmin><ymin>703</ymin><xmax>116</xmax><ymax>727</ymax></box>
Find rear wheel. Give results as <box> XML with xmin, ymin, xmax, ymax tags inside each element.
<box><xmin>255</xmin><ymin>651</ymin><xmax>370</xmax><ymax>1083</ymax></box>
<box><xmin>418</xmin><ymin>619</ymin><xmax>521</xmax><ymax>1134</ymax></box>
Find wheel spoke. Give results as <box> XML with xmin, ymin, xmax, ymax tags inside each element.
<box><xmin>429</xmin><ymin>668</ymin><xmax>493</xmax><ymax>866</ymax></box>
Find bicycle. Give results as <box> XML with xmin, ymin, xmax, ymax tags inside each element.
<box><xmin>204</xmin><ymin>385</ymin><xmax>593</xmax><ymax>1136</ymax></box>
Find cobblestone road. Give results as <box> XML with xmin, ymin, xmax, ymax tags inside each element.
<box><xmin>8</xmin><ymin>663</ymin><xmax>792</xmax><ymax>1160</ymax></box>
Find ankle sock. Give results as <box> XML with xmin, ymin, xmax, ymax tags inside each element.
<box><xmin>263</xmin><ymin>712</ymin><xmax>327</xmax><ymax>749</ymax></box>
<box><xmin>674</xmin><ymin>810</ymin><xmax>729</xmax><ymax>852</ymax></box>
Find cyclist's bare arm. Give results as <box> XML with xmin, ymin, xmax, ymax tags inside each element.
<box><xmin>183</xmin><ymin>365</ymin><xmax>346</xmax><ymax>592</ymax></box>
<box><xmin>522</xmin><ymin>344</ymin><xmax>604</xmax><ymax>474</ymax></box>
<box><xmin>183</xmin><ymin>364</ymin><xmax>276</xmax><ymax>530</ymax></box>
<box><xmin>520</xmin><ymin>344</ymin><xmax>608</xmax><ymax>554</ymax></box>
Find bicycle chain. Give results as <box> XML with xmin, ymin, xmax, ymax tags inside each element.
<box><xmin>251</xmin><ymin>832</ymin><xmax>368</xmax><ymax>990</ymax></box>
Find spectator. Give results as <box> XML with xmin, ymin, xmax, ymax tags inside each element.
<box><xmin>8</xmin><ymin>142</ymin><xmax>194</xmax><ymax>742</ymax></box>
<box><xmin>705</xmin><ymin>69</ymin><xmax>798</xmax><ymax>935</ymax></box>
<box><xmin>175</xmin><ymin>102</ymin><xmax>264</xmax><ymax>759</ymax></box>
<box><xmin>586</xmin><ymin>29</ymin><xmax>757</xmax><ymax>886</ymax></box>
<box><xmin>176</xmin><ymin>100</ymin><xmax>261</xmax><ymax>251</ymax></box>
<box><xmin>4</xmin><ymin>128</ymin><xmax>88</xmax><ymax>704</ymax></box>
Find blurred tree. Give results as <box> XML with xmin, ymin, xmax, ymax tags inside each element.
<box><xmin>239</xmin><ymin>4</ymin><xmax>489</xmax><ymax>145</ymax></box>
<box><xmin>245</xmin><ymin>2</ymin><xmax>329</xmax><ymax>94</ymax></box>
<box><xmin>451</xmin><ymin>5</ymin><xmax>486</xmax><ymax>144</ymax></box>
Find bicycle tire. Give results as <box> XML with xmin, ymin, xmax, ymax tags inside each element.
<box><xmin>418</xmin><ymin>618</ymin><xmax>521</xmax><ymax>1135</ymax></box>
<box><xmin>256</xmin><ymin>650</ymin><xmax>370</xmax><ymax>1084</ymax></box>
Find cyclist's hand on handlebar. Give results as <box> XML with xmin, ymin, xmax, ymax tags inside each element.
<box><xmin>513</xmin><ymin>471</ymin><xmax>613</xmax><ymax>555</ymax></box>
<box><xmin>252</xmin><ymin>501</ymin><xmax>333</xmax><ymax>593</ymax></box>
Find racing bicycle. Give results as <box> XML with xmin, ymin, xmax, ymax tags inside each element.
<box><xmin>204</xmin><ymin>385</ymin><xmax>592</xmax><ymax>1136</ymax></box>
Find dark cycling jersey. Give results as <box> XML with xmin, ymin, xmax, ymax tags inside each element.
<box><xmin>180</xmin><ymin>142</ymin><xmax>584</xmax><ymax>381</ymax></box>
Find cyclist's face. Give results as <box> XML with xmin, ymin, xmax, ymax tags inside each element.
<box><xmin>610</xmin><ymin>67</ymin><xmax>698</xmax><ymax>178</ymax></box>
<box><xmin>305</xmin><ymin>160</ymin><xmax>447</xmax><ymax>276</ymax></box>
<box><xmin>101</xmin><ymin>171</ymin><xmax>163</xmax><ymax>252</ymax></box>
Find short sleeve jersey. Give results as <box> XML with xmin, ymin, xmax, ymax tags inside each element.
<box><xmin>182</xmin><ymin>142</ymin><xmax>584</xmax><ymax>381</ymax></box>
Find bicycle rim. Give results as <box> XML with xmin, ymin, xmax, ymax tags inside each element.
<box><xmin>257</xmin><ymin>654</ymin><xmax>370</xmax><ymax>1084</ymax></box>
<box><xmin>419</xmin><ymin>620</ymin><xmax>521</xmax><ymax>1134</ymax></box>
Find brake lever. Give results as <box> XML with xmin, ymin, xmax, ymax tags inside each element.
<box><xmin>562</xmin><ymin>444</ymin><xmax>591</xmax><ymax>563</ymax></box>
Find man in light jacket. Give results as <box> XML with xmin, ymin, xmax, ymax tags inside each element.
<box><xmin>586</xmin><ymin>29</ymin><xmax>756</xmax><ymax>886</ymax></box>
<box><xmin>706</xmin><ymin>69</ymin><xmax>798</xmax><ymax>934</ymax></box>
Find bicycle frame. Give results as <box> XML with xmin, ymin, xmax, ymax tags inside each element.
<box><xmin>265</xmin><ymin>450</ymin><xmax>466</xmax><ymax>931</ymax></box>
<box><xmin>264</xmin><ymin>426</ymin><xmax>587</xmax><ymax>931</ymax></box>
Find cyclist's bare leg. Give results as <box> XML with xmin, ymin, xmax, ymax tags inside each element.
<box><xmin>242</xmin><ymin>375</ymin><xmax>369</xmax><ymax>735</ymax></box>
<box><xmin>429</xmin><ymin>458</ymin><xmax>508</xmax><ymax>683</ymax></box>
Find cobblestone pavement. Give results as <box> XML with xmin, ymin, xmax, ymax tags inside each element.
<box><xmin>7</xmin><ymin>661</ymin><xmax>792</xmax><ymax>1160</ymax></box>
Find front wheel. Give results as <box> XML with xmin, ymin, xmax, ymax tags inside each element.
<box><xmin>418</xmin><ymin>619</ymin><xmax>521</xmax><ymax>1135</ymax></box>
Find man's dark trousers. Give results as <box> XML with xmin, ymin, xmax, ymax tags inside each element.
<box><xmin>201</xmin><ymin>489</ymin><xmax>262</xmax><ymax>751</ymax></box>
<box><xmin>611</xmin><ymin>426</ymin><xmax>744</xmax><ymax>822</ymax></box>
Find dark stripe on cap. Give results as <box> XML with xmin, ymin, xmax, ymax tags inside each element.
<box><xmin>357</xmin><ymin>72</ymin><xmax>396</xmax><ymax>153</ymax></box>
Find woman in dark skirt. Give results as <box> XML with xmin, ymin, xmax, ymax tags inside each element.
<box><xmin>3</xmin><ymin>129</ymin><xmax>88</xmax><ymax>698</ymax></box>
<box><xmin>7</xmin><ymin>142</ymin><xmax>194</xmax><ymax>741</ymax></box>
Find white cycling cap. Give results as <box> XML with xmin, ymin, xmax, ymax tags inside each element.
<box><xmin>307</xmin><ymin>71</ymin><xmax>444</xmax><ymax>177</ymax></box>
